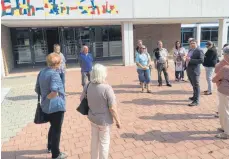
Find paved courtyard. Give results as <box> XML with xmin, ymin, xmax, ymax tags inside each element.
<box><xmin>1</xmin><ymin>64</ymin><xmax>229</xmax><ymax>159</ymax></box>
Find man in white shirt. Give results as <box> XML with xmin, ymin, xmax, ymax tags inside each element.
<box><xmin>153</xmin><ymin>41</ymin><xmax>172</xmax><ymax>87</ymax></box>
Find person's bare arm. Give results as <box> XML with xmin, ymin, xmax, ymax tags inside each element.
<box><xmin>109</xmin><ymin>105</ymin><xmax>121</xmax><ymax>128</ymax></box>
<box><xmin>153</xmin><ymin>58</ymin><xmax>157</xmax><ymax>66</ymax></box>
<box><xmin>107</xmin><ymin>86</ymin><xmax>121</xmax><ymax>128</ymax></box>
<box><xmin>212</xmin><ymin>69</ymin><xmax>223</xmax><ymax>83</ymax></box>
<box><xmin>47</xmin><ymin>92</ymin><xmax>58</xmax><ymax>99</ymax></box>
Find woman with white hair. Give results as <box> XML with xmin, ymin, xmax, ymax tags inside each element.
<box><xmin>213</xmin><ymin>46</ymin><xmax>229</xmax><ymax>139</ymax></box>
<box><xmin>80</xmin><ymin>64</ymin><xmax>121</xmax><ymax>159</ymax></box>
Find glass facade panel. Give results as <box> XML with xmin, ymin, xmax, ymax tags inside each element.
<box><xmin>228</xmin><ymin>26</ymin><xmax>229</xmax><ymax>44</ymax></box>
<box><xmin>11</xmin><ymin>26</ymin><xmax>122</xmax><ymax>66</ymax></box>
<box><xmin>32</xmin><ymin>29</ymin><xmax>48</xmax><ymax>62</ymax></box>
<box><xmin>181</xmin><ymin>27</ymin><xmax>195</xmax><ymax>49</ymax></box>
<box><xmin>11</xmin><ymin>28</ymin><xmax>32</xmax><ymax>64</ymax></box>
<box><xmin>200</xmin><ymin>27</ymin><xmax>218</xmax><ymax>48</ymax></box>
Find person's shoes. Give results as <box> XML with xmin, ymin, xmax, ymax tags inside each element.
<box><xmin>217</xmin><ymin>128</ymin><xmax>224</xmax><ymax>132</ymax></box>
<box><xmin>204</xmin><ymin>92</ymin><xmax>212</xmax><ymax>95</ymax></box>
<box><xmin>189</xmin><ymin>97</ymin><xmax>194</xmax><ymax>101</ymax></box>
<box><xmin>52</xmin><ymin>152</ymin><xmax>68</xmax><ymax>159</ymax></box>
<box><xmin>144</xmin><ymin>84</ymin><xmax>147</xmax><ymax>89</ymax></box>
<box><xmin>188</xmin><ymin>101</ymin><xmax>199</xmax><ymax>107</ymax></box>
<box><xmin>47</xmin><ymin>148</ymin><xmax>51</xmax><ymax>153</ymax></box>
<box><xmin>215</xmin><ymin>133</ymin><xmax>229</xmax><ymax>139</ymax></box>
<box><xmin>158</xmin><ymin>84</ymin><xmax>162</xmax><ymax>87</ymax></box>
<box><xmin>215</xmin><ymin>112</ymin><xmax>219</xmax><ymax>118</ymax></box>
<box><xmin>175</xmin><ymin>78</ymin><xmax>179</xmax><ymax>82</ymax></box>
<box><xmin>166</xmin><ymin>83</ymin><xmax>172</xmax><ymax>87</ymax></box>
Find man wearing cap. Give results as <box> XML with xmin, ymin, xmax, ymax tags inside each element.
<box><xmin>203</xmin><ymin>41</ymin><xmax>218</xmax><ymax>95</ymax></box>
<box><xmin>186</xmin><ymin>39</ymin><xmax>204</xmax><ymax>106</ymax></box>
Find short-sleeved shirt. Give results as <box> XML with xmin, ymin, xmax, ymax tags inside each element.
<box><xmin>218</xmin><ymin>65</ymin><xmax>229</xmax><ymax>96</ymax></box>
<box><xmin>57</xmin><ymin>53</ymin><xmax>66</xmax><ymax>73</ymax></box>
<box><xmin>135</xmin><ymin>53</ymin><xmax>149</xmax><ymax>70</ymax></box>
<box><xmin>154</xmin><ymin>48</ymin><xmax>168</xmax><ymax>63</ymax></box>
<box><xmin>80</xmin><ymin>83</ymin><xmax>116</xmax><ymax>126</ymax></box>
<box><xmin>35</xmin><ymin>67</ymin><xmax>66</xmax><ymax>114</ymax></box>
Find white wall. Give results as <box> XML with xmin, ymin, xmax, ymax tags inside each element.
<box><xmin>1</xmin><ymin>0</ymin><xmax>229</xmax><ymax>22</ymax></box>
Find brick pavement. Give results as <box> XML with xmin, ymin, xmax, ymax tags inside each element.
<box><xmin>1</xmin><ymin>65</ymin><xmax>229</xmax><ymax>159</ymax></box>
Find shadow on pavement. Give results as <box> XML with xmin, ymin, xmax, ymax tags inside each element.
<box><xmin>122</xmin><ymin>98</ymin><xmax>189</xmax><ymax>106</ymax></box>
<box><xmin>139</xmin><ymin>113</ymin><xmax>216</xmax><ymax>120</ymax></box>
<box><xmin>6</xmin><ymin>95</ymin><xmax>37</xmax><ymax>101</ymax></box>
<box><xmin>1</xmin><ymin>149</ymin><xmax>47</xmax><ymax>159</ymax></box>
<box><xmin>112</xmin><ymin>84</ymin><xmax>140</xmax><ymax>89</ymax></box>
<box><xmin>155</xmin><ymin>90</ymin><xmax>192</xmax><ymax>95</ymax></box>
<box><xmin>121</xmin><ymin>130</ymin><xmax>219</xmax><ymax>143</ymax></box>
<box><xmin>66</xmin><ymin>92</ymin><xmax>81</xmax><ymax>96</ymax></box>
<box><xmin>114</xmin><ymin>89</ymin><xmax>140</xmax><ymax>94</ymax></box>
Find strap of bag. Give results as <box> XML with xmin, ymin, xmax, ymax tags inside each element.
<box><xmin>85</xmin><ymin>82</ymin><xmax>91</xmax><ymax>98</ymax></box>
<box><xmin>37</xmin><ymin>73</ymin><xmax>41</xmax><ymax>104</ymax></box>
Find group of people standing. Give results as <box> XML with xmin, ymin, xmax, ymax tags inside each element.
<box><xmin>34</xmin><ymin>39</ymin><xmax>229</xmax><ymax>159</ymax></box>
<box><xmin>35</xmin><ymin>44</ymin><xmax>120</xmax><ymax>159</ymax></box>
<box><xmin>134</xmin><ymin>38</ymin><xmax>219</xmax><ymax>106</ymax></box>
<box><xmin>135</xmin><ymin>38</ymin><xmax>229</xmax><ymax>139</ymax></box>
<box><xmin>135</xmin><ymin>40</ymin><xmax>172</xmax><ymax>93</ymax></box>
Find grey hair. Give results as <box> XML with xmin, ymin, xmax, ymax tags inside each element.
<box><xmin>223</xmin><ymin>46</ymin><xmax>229</xmax><ymax>55</ymax></box>
<box><xmin>91</xmin><ymin>64</ymin><xmax>107</xmax><ymax>84</ymax></box>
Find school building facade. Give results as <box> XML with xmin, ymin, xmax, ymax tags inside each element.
<box><xmin>1</xmin><ymin>0</ymin><xmax>229</xmax><ymax>76</ymax></box>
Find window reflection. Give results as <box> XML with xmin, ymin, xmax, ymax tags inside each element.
<box><xmin>181</xmin><ymin>28</ymin><xmax>195</xmax><ymax>49</ymax></box>
<box><xmin>201</xmin><ymin>27</ymin><xmax>218</xmax><ymax>47</ymax></box>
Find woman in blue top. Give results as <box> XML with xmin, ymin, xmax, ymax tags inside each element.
<box><xmin>135</xmin><ymin>45</ymin><xmax>152</xmax><ymax>93</ymax></box>
<box><xmin>35</xmin><ymin>53</ymin><xmax>67</xmax><ymax>159</ymax></box>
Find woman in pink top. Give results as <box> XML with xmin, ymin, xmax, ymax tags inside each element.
<box><xmin>212</xmin><ymin>46</ymin><xmax>229</xmax><ymax>139</ymax></box>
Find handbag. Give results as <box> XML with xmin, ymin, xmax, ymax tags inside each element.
<box><xmin>34</xmin><ymin>74</ymin><xmax>48</xmax><ymax>124</ymax></box>
<box><xmin>77</xmin><ymin>82</ymin><xmax>90</xmax><ymax>115</ymax></box>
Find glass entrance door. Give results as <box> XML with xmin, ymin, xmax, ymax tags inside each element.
<box><xmin>62</xmin><ymin>28</ymin><xmax>77</xmax><ymax>60</ymax></box>
<box><xmin>31</xmin><ymin>28</ymin><xmax>48</xmax><ymax>63</ymax></box>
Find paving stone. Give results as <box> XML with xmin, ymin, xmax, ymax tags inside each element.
<box><xmin>1</xmin><ymin>65</ymin><xmax>229</xmax><ymax>158</ymax></box>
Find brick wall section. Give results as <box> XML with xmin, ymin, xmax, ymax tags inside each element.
<box><xmin>134</xmin><ymin>24</ymin><xmax>181</xmax><ymax>55</ymax></box>
<box><xmin>1</xmin><ymin>25</ymin><xmax>14</xmax><ymax>75</ymax></box>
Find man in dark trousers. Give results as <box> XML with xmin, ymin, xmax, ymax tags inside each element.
<box><xmin>186</xmin><ymin>39</ymin><xmax>204</xmax><ymax>106</ymax></box>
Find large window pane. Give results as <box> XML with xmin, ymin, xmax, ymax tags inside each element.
<box><xmin>211</xmin><ymin>30</ymin><xmax>218</xmax><ymax>42</ymax></box>
<box><xmin>11</xmin><ymin>28</ymin><xmax>32</xmax><ymax>64</ymax></box>
<box><xmin>181</xmin><ymin>27</ymin><xmax>194</xmax><ymax>48</ymax></box>
<box><xmin>109</xmin><ymin>26</ymin><xmax>122</xmax><ymax>57</ymax></box>
<box><xmin>201</xmin><ymin>31</ymin><xmax>210</xmax><ymax>41</ymax></box>
<box><xmin>228</xmin><ymin>26</ymin><xmax>229</xmax><ymax>43</ymax></box>
<box><xmin>109</xmin><ymin>26</ymin><xmax>121</xmax><ymax>41</ymax></box>
<box><xmin>33</xmin><ymin>29</ymin><xmax>47</xmax><ymax>62</ymax></box>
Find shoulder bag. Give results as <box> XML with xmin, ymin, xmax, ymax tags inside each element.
<box><xmin>34</xmin><ymin>73</ymin><xmax>48</xmax><ymax>124</ymax></box>
<box><xmin>77</xmin><ymin>82</ymin><xmax>90</xmax><ymax>115</ymax></box>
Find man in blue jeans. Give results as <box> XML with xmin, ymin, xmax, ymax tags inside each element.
<box><xmin>79</xmin><ymin>45</ymin><xmax>93</xmax><ymax>87</ymax></box>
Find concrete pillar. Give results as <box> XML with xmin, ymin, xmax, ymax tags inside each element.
<box><xmin>1</xmin><ymin>51</ymin><xmax>5</xmax><ymax>78</ymax></box>
<box><xmin>218</xmin><ymin>19</ymin><xmax>228</xmax><ymax>56</ymax></box>
<box><xmin>122</xmin><ymin>22</ymin><xmax>134</xmax><ymax>66</ymax></box>
<box><xmin>196</xmin><ymin>24</ymin><xmax>201</xmax><ymax>47</ymax></box>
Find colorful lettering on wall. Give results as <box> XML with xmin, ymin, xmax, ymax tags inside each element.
<box><xmin>1</xmin><ymin>0</ymin><xmax>119</xmax><ymax>17</ymax></box>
